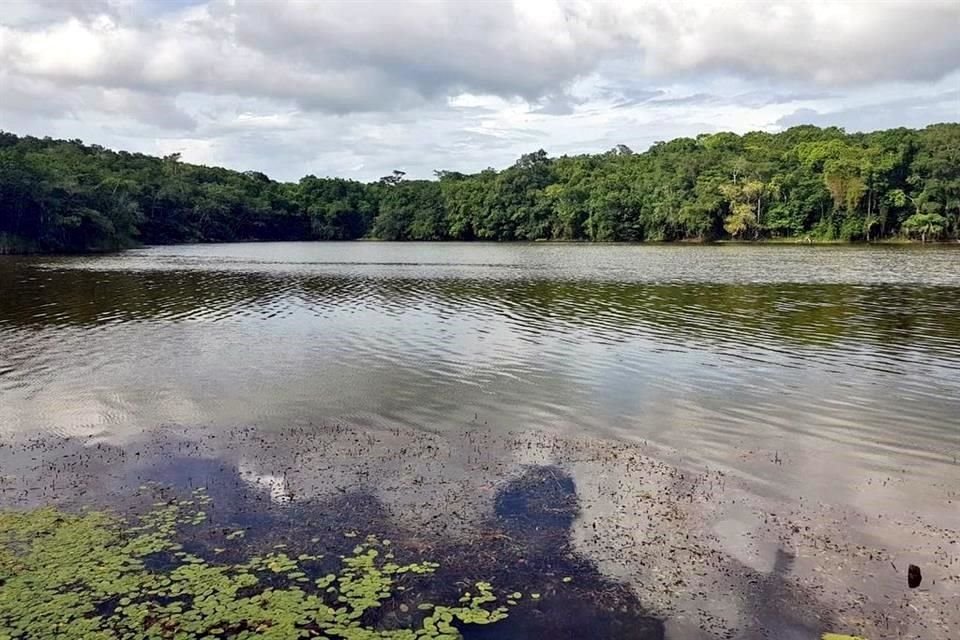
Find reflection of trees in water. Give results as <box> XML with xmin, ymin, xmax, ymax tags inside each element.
<box><xmin>2</xmin><ymin>264</ymin><xmax>958</xmax><ymax>355</ymax></box>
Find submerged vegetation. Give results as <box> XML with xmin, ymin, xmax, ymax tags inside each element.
<box><xmin>0</xmin><ymin>123</ymin><xmax>958</xmax><ymax>252</ymax></box>
<box><xmin>0</xmin><ymin>435</ymin><xmax>883</xmax><ymax>640</ymax></box>
<box><xmin>0</xmin><ymin>488</ymin><xmax>515</xmax><ymax>640</ymax></box>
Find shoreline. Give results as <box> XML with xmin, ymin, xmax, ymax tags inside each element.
<box><xmin>2</xmin><ymin>236</ymin><xmax>958</xmax><ymax>257</ymax></box>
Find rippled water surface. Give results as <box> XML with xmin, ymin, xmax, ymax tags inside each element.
<box><xmin>2</xmin><ymin>243</ymin><xmax>959</xmax><ymax>490</ymax></box>
<box><xmin>3</xmin><ymin>242</ymin><xmax>960</xmax><ymax>637</ymax></box>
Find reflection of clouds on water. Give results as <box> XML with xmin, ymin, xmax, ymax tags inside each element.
<box><xmin>237</xmin><ymin>461</ymin><xmax>291</xmax><ymax>503</ymax></box>
<box><xmin>203</xmin><ymin>423</ymin><xmax>959</xmax><ymax>637</ymax></box>
<box><xmin>2</xmin><ymin>244</ymin><xmax>960</xmax><ymax>637</ymax></box>
<box><xmin>4</xmin><ymin>247</ymin><xmax>960</xmax><ymax>496</ymax></box>
<box><xmin>0</xmin><ymin>423</ymin><xmax>957</xmax><ymax>638</ymax></box>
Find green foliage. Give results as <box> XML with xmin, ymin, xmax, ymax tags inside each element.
<box><xmin>902</xmin><ymin>212</ymin><xmax>948</xmax><ymax>242</ymax></box>
<box><xmin>0</xmin><ymin>494</ymin><xmax>516</xmax><ymax>639</ymax></box>
<box><xmin>0</xmin><ymin>124</ymin><xmax>957</xmax><ymax>252</ymax></box>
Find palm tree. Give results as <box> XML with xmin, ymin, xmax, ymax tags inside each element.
<box><xmin>902</xmin><ymin>212</ymin><xmax>947</xmax><ymax>243</ymax></box>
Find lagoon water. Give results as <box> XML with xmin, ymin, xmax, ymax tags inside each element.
<box><xmin>2</xmin><ymin>242</ymin><xmax>959</xmax><ymax>638</ymax></box>
<box><xmin>3</xmin><ymin>244</ymin><xmax>959</xmax><ymax>480</ymax></box>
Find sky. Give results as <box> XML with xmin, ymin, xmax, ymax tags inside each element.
<box><xmin>1</xmin><ymin>0</ymin><xmax>958</xmax><ymax>182</ymax></box>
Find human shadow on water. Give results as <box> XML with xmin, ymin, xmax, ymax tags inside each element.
<box><xmin>738</xmin><ymin>548</ymin><xmax>827</xmax><ymax>640</ymax></box>
<box><xmin>456</xmin><ymin>465</ymin><xmax>665</xmax><ymax>640</ymax></box>
<box><xmin>119</xmin><ymin>455</ymin><xmax>666</xmax><ymax>639</ymax></box>
<box><xmin>4</xmin><ymin>434</ymin><xmax>838</xmax><ymax>639</ymax></box>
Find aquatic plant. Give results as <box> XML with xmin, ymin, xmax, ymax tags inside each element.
<box><xmin>0</xmin><ymin>491</ymin><xmax>514</xmax><ymax>639</ymax></box>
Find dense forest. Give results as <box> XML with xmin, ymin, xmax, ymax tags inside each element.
<box><xmin>1</xmin><ymin>124</ymin><xmax>958</xmax><ymax>253</ymax></box>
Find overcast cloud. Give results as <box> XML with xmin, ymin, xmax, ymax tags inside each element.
<box><xmin>1</xmin><ymin>0</ymin><xmax>958</xmax><ymax>180</ymax></box>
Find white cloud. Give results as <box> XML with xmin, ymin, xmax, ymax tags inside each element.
<box><xmin>613</xmin><ymin>1</ymin><xmax>960</xmax><ymax>85</ymax></box>
<box><xmin>1</xmin><ymin>0</ymin><xmax>957</xmax><ymax>180</ymax></box>
<box><xmin>777</xmin><ymin>88</ymin><xmax>960</xmax><ymax>131</ymax></box>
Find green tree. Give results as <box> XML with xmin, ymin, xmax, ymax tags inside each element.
<box><xmin>902</xmin><ymin>212</ymin><xmax>947</xmax><ymax>243</ymax></box>
<box><xmin>0</xmin><ymin>124</ymin><xmax>957</xmax><ymax>252</ymax></box>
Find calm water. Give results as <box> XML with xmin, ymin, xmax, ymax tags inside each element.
<box><xmin>2</xmin><ymin>243</ymin><xmax>959</xmax><ymax>492</ymax></box>
<box><xmin>3</xmin><ymin>242</ymin><xmax>960</xmax><ymax>637</ymax></box>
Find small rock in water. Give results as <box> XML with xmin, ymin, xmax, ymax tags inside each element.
<box><xmin>908</xmin><ymin>564</ymin><xmax>922</xmax><ymax>588</ymax></box>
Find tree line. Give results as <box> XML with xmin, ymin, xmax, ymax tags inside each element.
<box><xmin>1</xmin><ymin>124</ymin><xmax>957</xmax><ymax>253</ymax></box>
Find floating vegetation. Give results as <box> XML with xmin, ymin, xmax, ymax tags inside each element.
<box><xmin>0</xmin><ymin>490</ymin><xmax>515</xmax><ymax>639</ymax></box>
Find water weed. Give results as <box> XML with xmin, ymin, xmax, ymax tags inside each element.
<box><xmin>0</xmin><ymin>491</ymin><xmax>515</xmax><ymax>639</ymax></box>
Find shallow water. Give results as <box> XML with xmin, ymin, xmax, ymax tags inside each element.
<box><xmin>1</xmin><ymin>242</ymin><xmax>959</xmax><ymax>638</ymax></box>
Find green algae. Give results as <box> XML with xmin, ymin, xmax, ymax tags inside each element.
<box><xmin>0</xmin><ymin>493</ymin><xmax>515</xmax><ymax>639</ymax></box>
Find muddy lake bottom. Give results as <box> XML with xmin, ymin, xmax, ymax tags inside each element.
<box><xmin>2</xmin><ymin>423</ymin><xmax>957</xmax><ymax>640</ymax></box>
